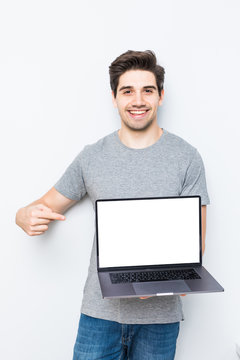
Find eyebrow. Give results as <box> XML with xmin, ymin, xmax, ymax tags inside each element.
<box><xmin>118</xmin><ymin>85</ymin><xmax>157</xmax><ymax>92</ymax></box>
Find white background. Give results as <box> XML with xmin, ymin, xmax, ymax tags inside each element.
<box><xmin>1</xmin><ymin>0</ymin><xmax>240</xmax><ymax>359</ymax></box>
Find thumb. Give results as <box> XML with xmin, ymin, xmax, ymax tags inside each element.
<box><xmin>36</xmin><ymin>204</ymin><xmax>53</xmax><ymax>212</ymax></box>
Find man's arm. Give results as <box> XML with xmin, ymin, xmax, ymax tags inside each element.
<box><xmin>202</xmin><ymin>205</ymin><xmax>207</xmax><ymax>255</ymax></box>
<box><xmin>15</xmin><ymin>187</ymin><xmax>77</xmax><ymax>236</ymax></box>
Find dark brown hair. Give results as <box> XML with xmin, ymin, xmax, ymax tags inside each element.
<box><xmin>109</xmin><ymin>50</ymin><xmax>165</xmax><ymax>98</ymax></box>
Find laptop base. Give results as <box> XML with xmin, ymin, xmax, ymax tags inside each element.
<box><xmin>98</xmin><ymin>266</ymin><xmax>224</xmax><ymax>299</ymax></box>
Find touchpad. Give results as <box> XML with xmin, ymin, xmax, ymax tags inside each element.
<box><xmin>133</xmin><ymin>281</ymin><xmax>190</xmax><ymax>295</ymax></box>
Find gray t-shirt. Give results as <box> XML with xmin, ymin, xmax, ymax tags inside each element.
<box><xmin>54</xmin><ymin>128</ymin><xmax>210</xmax><ymax>324</ymax></box>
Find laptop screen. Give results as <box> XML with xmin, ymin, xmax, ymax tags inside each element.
<box><xmin>96</xmin><ymin>196</ymin><xmax>201</xmax><ymax>269</ymax></box>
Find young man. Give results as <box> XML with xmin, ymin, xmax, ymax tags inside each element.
<box><xmin>16</xmin><ymin>50</ymin><xmax>210</xmax><ymax>360</ymax></box>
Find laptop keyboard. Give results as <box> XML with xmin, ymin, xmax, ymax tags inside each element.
<box><xmin>110</xmin><ymin>269</ymin><xmax>201</xmax><ymax>284</ymax></box>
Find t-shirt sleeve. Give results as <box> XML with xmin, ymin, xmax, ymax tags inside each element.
<box><xmin>180</xmin><ymin>149</ymin><xmax>210</xmax><ymax>205</ymax></box>
<box><xmin>54</xmin><ymin>150</ymin><xmax>87</xmax><ymax>201</ymax></box>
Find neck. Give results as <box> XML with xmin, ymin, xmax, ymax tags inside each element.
<box><xmin>118</xmin><ymin>124</ymin><xmax>163</xmax><ymax>149</ymax></box>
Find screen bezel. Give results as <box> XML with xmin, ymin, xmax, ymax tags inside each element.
<box><xmin>95</xmin><ymin>195</ymin><xmax>202</xmax><ymax>272</ymax></box>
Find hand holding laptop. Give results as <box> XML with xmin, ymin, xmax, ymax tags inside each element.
<box><xmin>140</xmin><ymin>294</ymin><xmax>186</xmax><ymax>299</ymax></box>
<box><xmin>96</xmin><ymin>196</ymin><xmax>224</xmax><ymax>299</ymax></box>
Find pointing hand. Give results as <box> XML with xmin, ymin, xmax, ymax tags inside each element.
<box><xmin>16</xmin><ymin>203</ymin><xmax>65</xmax><ymax>236</ymax></box>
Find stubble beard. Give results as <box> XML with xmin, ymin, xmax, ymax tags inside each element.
<box><xmin>122</xmin><ymin>115</ymin><xmax>155</xmax><ymax>132</ymax></box>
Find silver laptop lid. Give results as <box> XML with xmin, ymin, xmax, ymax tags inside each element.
<box><xmin>95</xmin><ymin>196</ymin><xmax>202</xmax><ymax>270</ymax></box>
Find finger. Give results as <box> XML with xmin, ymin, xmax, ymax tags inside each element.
<box><xmin>29</xmin><ymin>218</ymin><xmax>51</xmax><ymax>226</ymax></box>
<box><xmin>27</xmin><ymin>231</ymin><xmax>44</xmax><ymax>236</ymax></box>
<box><xmin>42</xmin><ymin>212</ymin><xmax>65</xmax><ymax>220</ymax></box>
<box><xmin>35</xmin><ymin>204</ymin><xmax>53</xmax><ymax>212</ymax></box>
<box><xmin>139</xmin><ymin>296</ymin><xmax>152</xmax><ymax>299</ymax></box>
<box><xmin>34</xmin><ymin>210</ymin><xmax>65</xmax><ymax>221</ymax></box>
<box><xmin>37</xmin><ymin>218</ymin><xmax>51</xmax><ymax>224</ymax></box>
<box><xmin>29</xmin><ymin>225</ymin><xmax>49</xmax><ymax>232</ymax></box>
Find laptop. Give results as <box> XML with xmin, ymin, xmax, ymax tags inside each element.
<box><xmin>95</xmin><ymin>196</ymin><xmax>224</xmax><ymax>298</ymax></box>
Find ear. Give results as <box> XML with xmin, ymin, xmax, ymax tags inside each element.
<box><xmin>112</xmin><ymin>91</ymin><xmax>118</xmax><ymax>108</ymax></box>
<box><xmin>158</xmin><ymin>89</ymin><xmax>164</xmax><ymax>106</ymax></box>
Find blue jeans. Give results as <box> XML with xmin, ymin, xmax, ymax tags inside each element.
<box><xmin>72</xmin><ymin>313</ymin><xmax>180</xmax><ymax>360</ymax></box>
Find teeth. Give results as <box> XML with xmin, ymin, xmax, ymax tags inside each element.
<box><xmin>129</xmin><ymin>111</ymin><xmax>147</xmax><ymax>114</ymax></box>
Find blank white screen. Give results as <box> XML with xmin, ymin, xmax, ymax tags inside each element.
<box><xmin>97</xmin><ymin>197</ymin><xmax>200</xmax><ymax>268</ymax></box>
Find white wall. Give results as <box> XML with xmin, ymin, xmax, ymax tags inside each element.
<box><xmin>1</xmin><ymin>0</ymin><xmax>240</xmax><ymax>359</ymax></box>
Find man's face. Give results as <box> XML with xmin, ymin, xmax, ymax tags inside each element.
<box><xmin>112</xmin><ymin>70</ymin><xmax>164</xmax><ymax>131</ymax></box>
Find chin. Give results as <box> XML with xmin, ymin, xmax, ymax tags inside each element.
<box><xmin>125</xmin><ymin>120</ymin><xmax>154</xmax><ymax>132</ymax></box>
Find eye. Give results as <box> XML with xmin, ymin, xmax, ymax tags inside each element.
<box><xmin>145</xmin><ymin>89</ymin><xmax>153</xmax><ymax>93</ymax></box>
<box><xmin>123</xmin><ymin>90</ymin><xmax>132</xmax><ymax>94</ymax></box>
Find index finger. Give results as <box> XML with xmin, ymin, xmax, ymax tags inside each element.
<box><xmin>36</xmin><ymin>210</ymin><xmax>65</xmax><ymax>221</ymax></box>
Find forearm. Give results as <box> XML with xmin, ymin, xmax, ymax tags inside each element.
<box><xmin>201</xmin><ymin>205</ymin><xmax>207</xmax><ymax>255</ymax></box>
<box><xmin>27</xmin><ymin>187</ymin><xmax>77</xmax><ymax>215</ymax></box>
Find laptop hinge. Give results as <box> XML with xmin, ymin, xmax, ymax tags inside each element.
<box><xmin>98</xmin><ymin>263</ymin><xmax>201</xmax><ymax>272</ymax></box>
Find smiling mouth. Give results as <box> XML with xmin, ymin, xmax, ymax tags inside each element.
<box><xmin>127</xmin><ymin>109</ymin><xmax>150</xmax><ymax>119</ymax></box>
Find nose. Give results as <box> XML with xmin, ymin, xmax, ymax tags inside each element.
<box><xmin>131</xmin><ymin>91</ymin><xmax>146</xmax><ymax>107</ymax></box>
